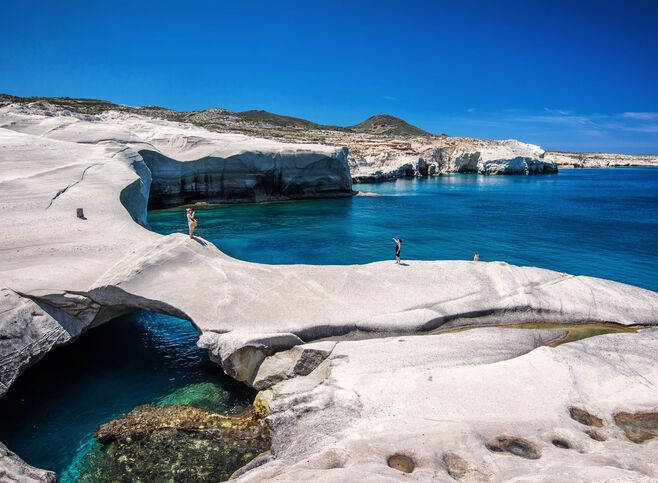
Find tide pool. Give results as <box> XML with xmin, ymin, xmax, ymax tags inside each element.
<box><xmin>149</xmin><ymin>168</ymin><xmax>658</xmax><ymax>292</ymax></box>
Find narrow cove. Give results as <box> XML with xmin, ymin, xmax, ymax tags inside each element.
<box><xmin>0</xmin><ymin>312</ymin><xmax>256</xmax><ymax>481</ymax></box>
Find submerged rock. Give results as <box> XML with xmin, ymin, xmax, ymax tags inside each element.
<box><xmin>155</xmin><ymin>381</ymin><xmax>252</xmax><ymax>414</ymax></box>
<box><xmin>79</xmin><ymin>404</ymin><xmax>269</xmax><ymax>482</ymax></box>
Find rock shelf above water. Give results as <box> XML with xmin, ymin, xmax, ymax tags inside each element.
<box><xmin>1</xmin><ymin>106</ymin><xmax>658</xmax><ymax>481</ymax></box>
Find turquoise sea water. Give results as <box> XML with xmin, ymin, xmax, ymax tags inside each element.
<box><xmin>150</xmin><ymin>168</ymin><xmax>658</xmax><ymax>292</ymax></box>
<box><xmin>0</xmin><ymin>168</ymin><xmax>656</xmax><ymax>479</ymax></box>
<box><xmin>0</xmin><ymin>312</ymin><xmax>253</xmax><ymax>480</ymax></box>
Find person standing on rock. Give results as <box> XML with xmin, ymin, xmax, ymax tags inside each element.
<box><xmin>186</xmin><ymin>208</ymin><xmax>198</xmax><ymax>238</ymax></box>
<box><xmin>393</xmin><ymin>238</ymin><xmax>402</xmax><ymax>264</ymax></box>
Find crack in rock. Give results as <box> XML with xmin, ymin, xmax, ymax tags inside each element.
<box><xmin>45</xmin><ymin>163</ymin><xmax>101</xmax><ymax>209</ymax></box>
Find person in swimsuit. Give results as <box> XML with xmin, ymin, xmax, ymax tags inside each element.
<box><xmin>186</xmin><ymin>208</ymin><xmax>197</xmax><ymax>238</ymax></box>
<box><xmin>393</xmin><ymin>238</ymin><xmax>402</xmax><ymax>264</ymax></box>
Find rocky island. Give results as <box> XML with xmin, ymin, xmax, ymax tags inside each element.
<box><xmin>1</xmin><ymin>98</ymin><xmax>658</xmax><ymax>481</ymax></box>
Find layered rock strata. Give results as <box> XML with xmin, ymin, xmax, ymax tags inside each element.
<box><xmin>0</xmin><ymin>98</ymin><xmax>561</xmax><ymax>184</ymax></box>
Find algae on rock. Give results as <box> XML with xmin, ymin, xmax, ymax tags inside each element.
<box><xmin>77</xmin><ymin>404</ymin><xmax>270</xmax><ymax>482</ymax></box>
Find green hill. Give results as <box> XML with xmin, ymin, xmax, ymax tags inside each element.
<box><xmin>349</xmin><ymin>114</ymin><xmax>431</xmax><ymax>137</ymax></box>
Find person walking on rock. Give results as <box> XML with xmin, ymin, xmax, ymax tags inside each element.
<box><xmin>393</xmin><ymin>238</ymin><xmax>402</xmax><ymax>264</ymax></box>
<box><xmin>186</xmin><ymin>208</ymin><xmax>198</xmax><ymax>238</ymax></box>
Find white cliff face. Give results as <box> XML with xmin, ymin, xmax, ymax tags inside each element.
<box><xmin>0</xmin><ymin>106</ymin><xmax>353</xmax><ymax>207</ymax></box>
<box><xmin>348</xmin><ymin>137</ymin><xmax>558</xmax><ymax>182</ymax></box>
<box><xmin>0</xmin><ymin>106</ymin><xmax>657</xmax><ymax>480</ymax></box>
<box><xmin>0</xmin><ymin>100</ymin><xmax>561</xmax><ymax>186</ymax></box>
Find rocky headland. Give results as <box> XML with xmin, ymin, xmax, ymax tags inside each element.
<box><xmin>2</xmin><ymin>94</ymin><xmax>656</xmax><ymax>186</ymax></box>
<box><xmin>0</xmin><ymin>98</ymin><xmax>658</xmax><ymax>481</ymax></box>
<box><xmin>548</xmin><ymin>150</ymin><xmax>658</xmax><ymax>168</ymax></box>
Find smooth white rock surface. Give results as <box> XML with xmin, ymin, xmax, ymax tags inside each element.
<box><xmin>237</xmin><ymin>328</ymin><xmax>658</xmax><ymax>481</ymax></box>
<box><xmin>1</xmin><ymin>116</ymin><xmax>657</xmax><ymax>391</ymax></box>
<box><xmin>0</xmin><ymin>108</ymin><xmax>657</xmax><ymax>481</ymax></box>
<box><xmin>0</xmin><ymin>107</ymin><xmax>352</xmax><ymax>207</ymax></box>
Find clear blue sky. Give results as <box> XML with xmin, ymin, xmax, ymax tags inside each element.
<box><xmin>2</xmin><ymin>0</ymin><xmax>657</xmax><ymax>153</ymax></box>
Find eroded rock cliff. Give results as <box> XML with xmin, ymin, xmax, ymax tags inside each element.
<box><xmin>0</xmin><ymin>105</ymin><xmax>353</xmax><ymax>208</ymax></box>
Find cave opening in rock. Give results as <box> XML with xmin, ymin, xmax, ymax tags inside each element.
<box><xmin>0</xmin><ymin>311</ymin><xmax>256</xmax><ymax>482</ymax></box>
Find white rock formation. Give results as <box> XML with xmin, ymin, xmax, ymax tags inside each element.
<box><xmin>0</xmin><ymin>108</ymin><xmax>657</xmax><ymax>480</ymax></box>
<box><xmin>237</xmin><ymin>328</ymin><xmax>658</xmax><ymax>481</ymax></box>
<box><xmin>0</xmin><ymin>442</ymin><xmax>55</xmax><ymax>482</ymax></box>
<box><xmin>349</xmin><ymin>138</ymin><xmax>557</xmax><ymax>182</ymax></box>
<box><xmin>0</xmin><ymin>106</ymin><xmax>352</xmax><ymax>207</ymax></box>
<box><xmin>548</xmin><ymin>150</ymin><xmax>658</xmax><ymax>168</ymax></box>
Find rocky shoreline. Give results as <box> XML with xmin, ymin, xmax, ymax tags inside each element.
<box><xmin>3</xmin><ymin>94</ymin><xmax>657</xmax><ymax>187</ymax></box>
<box><xmin>547</xmin><ymin>150</ymin><xmax>658</xmax><ymax>169</ymax></box>
<box><xmin>1</xmin><ymin>101</ymin><xmax>658</xmax><ymax>481</ymax></box>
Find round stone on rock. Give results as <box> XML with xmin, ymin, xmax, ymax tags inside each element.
<box><xmin>387</xmin><ymin>454</ymin><xmax>415</xmax><ymax>473</ymax></box>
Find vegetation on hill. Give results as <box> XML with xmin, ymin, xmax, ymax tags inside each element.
<box><xmin>349</xmin><ymin>114</ymin><xmax>431</xmax><ymax>137</ymax></box>
<box><xmin>0</xmin><ymin>94</ymin><xmax>433</xmax><ymax>137</ymax></box>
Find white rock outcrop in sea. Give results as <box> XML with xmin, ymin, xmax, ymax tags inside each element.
<box><xmin>0</xmin><ymin>108</ymin><xmax>657</xmax><ymax>480</ymax></box>
<box><xmin>349</xmin><ymin>138</ymin><xmax>558</xmax><ymax>182</ymax></box>
<box><xmin>548</xmin><ymin>150</ymin><xmax>658</xmax><ymax>168</ymax></box>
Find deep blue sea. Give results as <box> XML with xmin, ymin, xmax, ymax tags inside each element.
<box><xmin>0</xmin><ymin>168</ymin><xmax>656</xmax><ymax>479</ymax></box>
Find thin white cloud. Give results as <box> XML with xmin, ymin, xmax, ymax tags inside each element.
<box><xmin>446</xmin><ymin>107</ymin><xmax>658</xmax><ymax>152</ymax></box>
<box><xmin>383</xmin><ymin>96</ymin><xmax>397</xmax><ymax>101</ymax></box>
<box><xmin>602</xmin><ymin>122</ymin><xmax>658</xmax><ymax>133</ymax></box>
<box><xmin>543</xmin><ymin>108</ymin><xmax>574</xmax><ymax>116</ymax></box>
<box><xmin>478</xmin><ymin>109</ymin><xmax>658</xmax><ymax>132</ymax></box>
<box><xmin>622</xmin><ymin>112</ymin><xmax>658</xmax><ymax>121</ymax></box>
<box><xmin>512</xmin><ymin>114</ymin><xmax>594</xmax><ymax>126</ymax></box>
<box><xmin>467</xmin><ymin>107</ymin><xmax>477</xmax><ymax>113</ymax></box>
